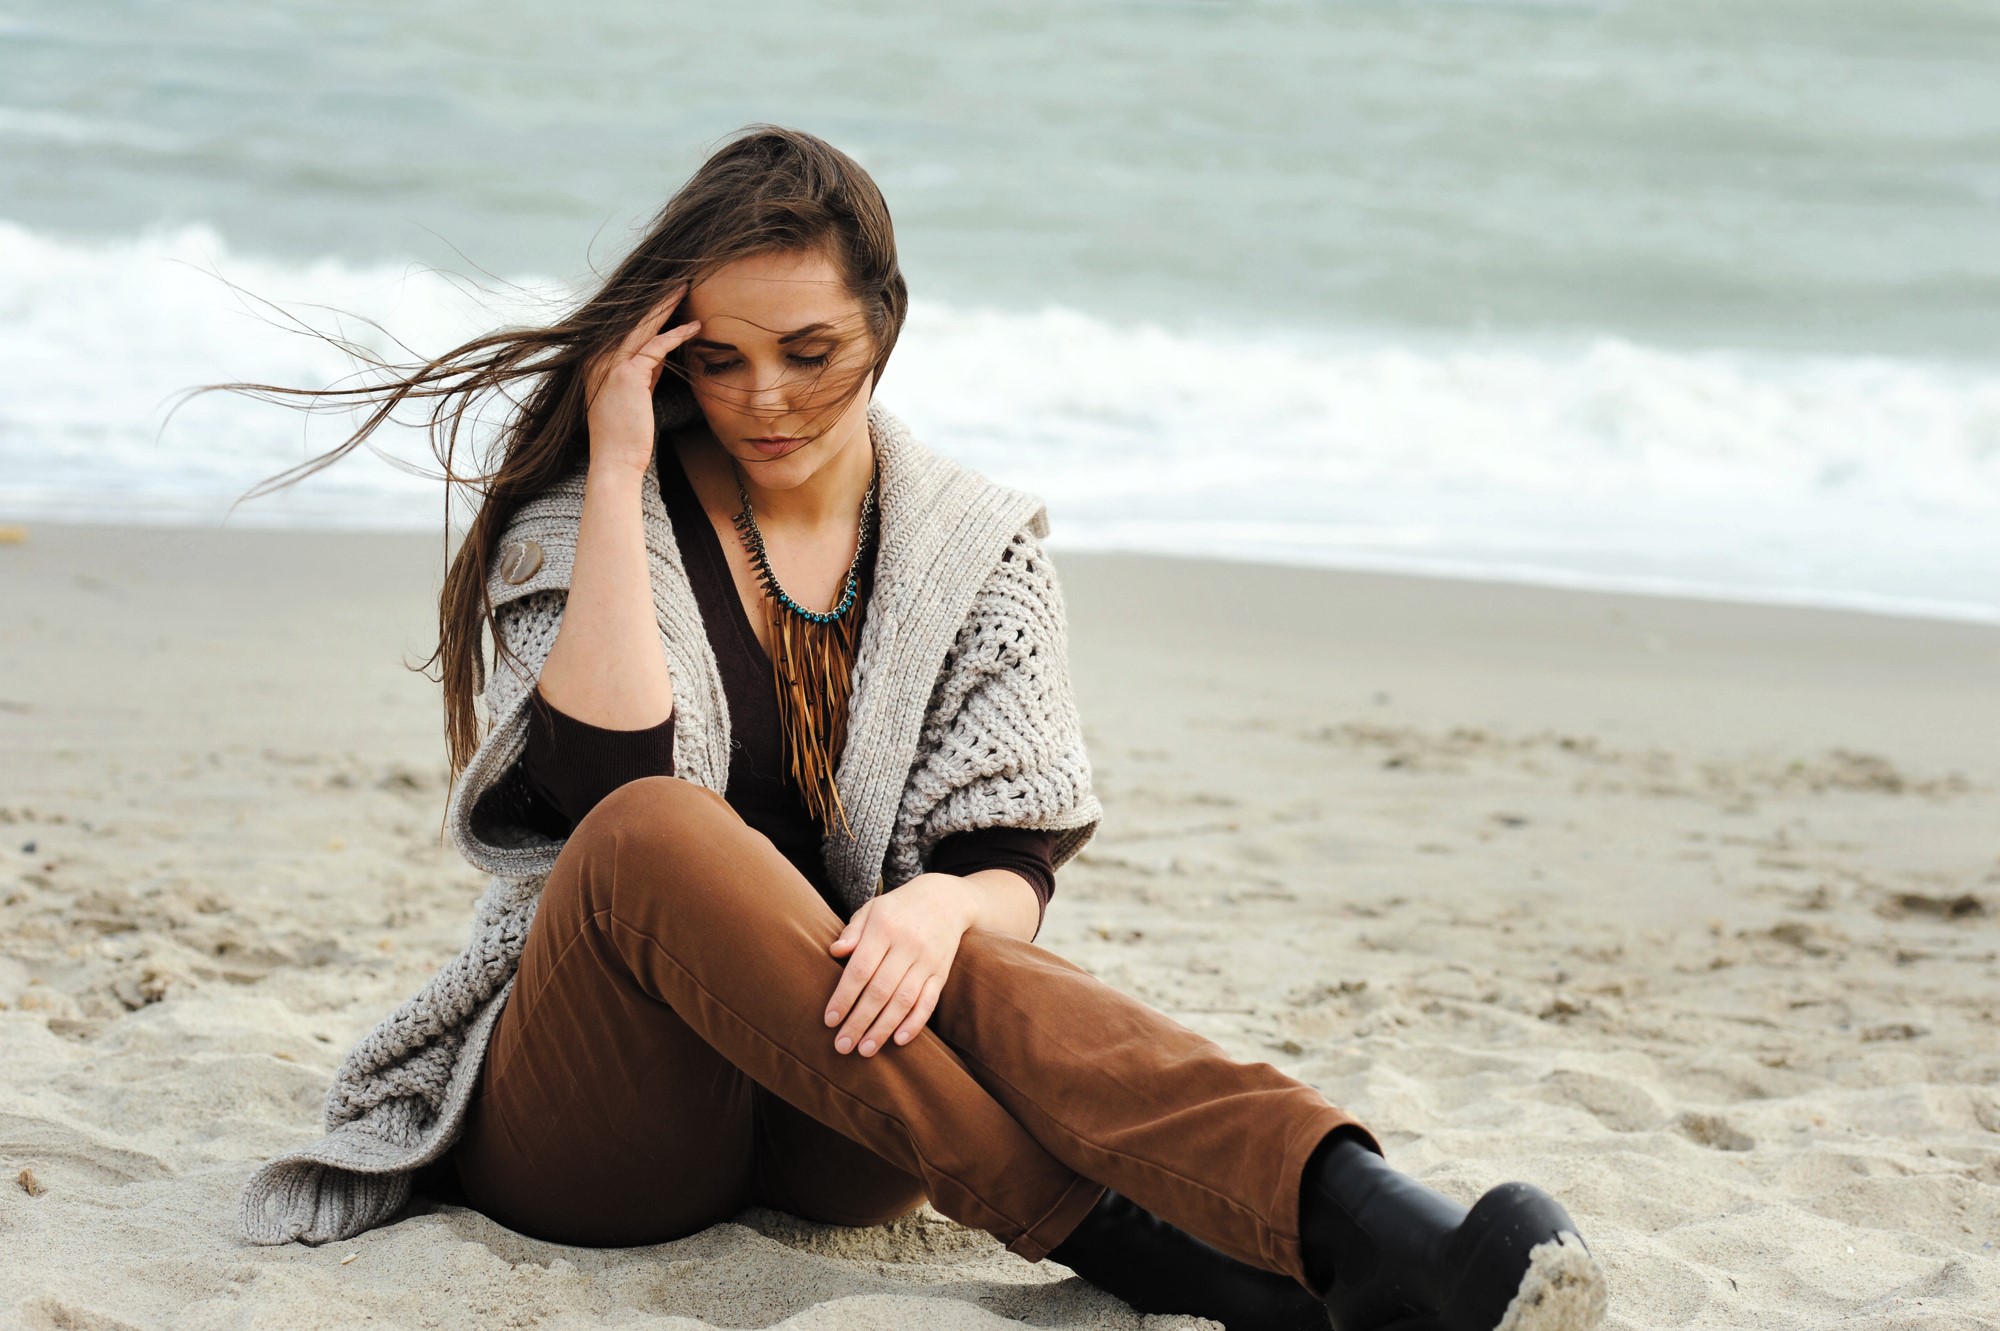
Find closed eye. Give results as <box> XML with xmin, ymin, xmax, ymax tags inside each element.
<box><xmin>698</xmin><ymin>352</ymin><xmax>831</xmax><ymax>377</ymax></box>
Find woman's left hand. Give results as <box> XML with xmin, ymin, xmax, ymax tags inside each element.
<box><xmin>824</xmin><ymin>874</ymin><xmax>974</xmax><ymax>1057</ymax></box>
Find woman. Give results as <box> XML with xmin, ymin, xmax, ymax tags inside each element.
<box><xmin>229</xmin><ymin>125</ymin><xmax>1608</xmax><ymax>1331</ymax></box>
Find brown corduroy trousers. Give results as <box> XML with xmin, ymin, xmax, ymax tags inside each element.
<box><xmin>451</xmin><ymin>776</ymin><xmax>1378</xmax><ymax>1287</ymax></box>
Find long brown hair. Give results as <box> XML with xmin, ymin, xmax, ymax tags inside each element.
<box><xmin>193</xmin><ymin>124</ymin><xmax>909</xmax><ymax>780</ymax></box>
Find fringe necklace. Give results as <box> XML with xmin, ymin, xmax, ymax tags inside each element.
<box><xmin>729</xmin><ymin>461</ymin><xmax>879</xmax><ymax>840</ymax></box>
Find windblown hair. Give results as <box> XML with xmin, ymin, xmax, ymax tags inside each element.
<box><xmin>195</xmin><ymin>124</ymin><xmax>909</xmax><ymax>779</ymax></box>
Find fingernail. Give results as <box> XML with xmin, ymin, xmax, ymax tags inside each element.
<box><xmin>836</xmin><ymin>1036</ymin><xmax>852</xmax><ymax>1053</ymax></box>
<box><xmin>826</xmin><ymin>1009</ymin><xmax>840</xmax><ymax>1025</ymax></box>
<box><xmin>860</xmin><ymin>1040</ymin><xmax>877</xmax><ymax>1055</ymax></box>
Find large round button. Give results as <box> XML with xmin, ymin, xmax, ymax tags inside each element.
<box><xmin>497</xmin><ymin>538</ymin><xmax>544</xmax><ymax>585</ymax></box>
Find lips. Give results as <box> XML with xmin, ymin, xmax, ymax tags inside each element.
<box><xmin>745</xmin><ymin>435</ymin><xmax>809</xmax><ymax>458</ymax></box>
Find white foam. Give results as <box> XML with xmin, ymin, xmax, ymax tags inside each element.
<box><xmin>884</xmin><ymin>309</ymin><xmax>2000</xmax><ymax>622</ymax></box>
<box><xmin>0</xmin><ymin>220</ymin><xmax>564</xmax><ymax>529</ymax></box>
<box><xmin>2</xmin><ymin>221</ymin><xmax>1996</xmax><ymax>621</ymax></box>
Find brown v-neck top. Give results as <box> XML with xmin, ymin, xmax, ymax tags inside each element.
<box><xmin>517</xmin><ymin>444</ymin><xmax>1058</xmax><ymax>935</ymax></box>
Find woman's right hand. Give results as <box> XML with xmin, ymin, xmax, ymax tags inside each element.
<box><xmin>582</xmin><ymin>283</ymin><xmax>703</xmax><ymax>478</ymax></box>
<box><xmin>539</xmin><ymin>283</ymin><xmax>694</xmax><ymax>731</ymax></box>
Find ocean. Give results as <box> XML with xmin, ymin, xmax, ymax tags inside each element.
<box><xmin>3</xmin><ymin>0</ymin><xmax>1997</xmax><ymax>621</ymax></box>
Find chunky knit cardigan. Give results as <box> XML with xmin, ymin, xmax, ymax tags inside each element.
<box><xmin>238</xmin><ymin>400</ymin><xmax>1103</xmax><ymax>1245</ymax></box>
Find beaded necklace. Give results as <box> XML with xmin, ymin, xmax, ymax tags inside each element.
<box><xmin>729</xmin><ymin>460</ymin><xmax>879</xmax><ymax>839</ymax></box>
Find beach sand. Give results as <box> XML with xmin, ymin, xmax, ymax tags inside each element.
<box><xmin>2</xmin><ymin>522</ymin><xmax>1996</xmax><ymax>1329</ymax></box>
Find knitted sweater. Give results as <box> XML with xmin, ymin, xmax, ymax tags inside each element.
<box><xmin>237</xmin><ymin>400</ymin><xmax>1103</xmax><ymax>1246</ymax></box>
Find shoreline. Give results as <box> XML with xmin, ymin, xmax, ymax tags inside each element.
<box><xmin>6</xmin><ymin>507</ymin><xmax>2000</xmax><ymax>629</ymax></box>
<box><xmin>4</xmin><ymin>511</ymin><xmax>1996</xmax><ymax>633</ymax></box>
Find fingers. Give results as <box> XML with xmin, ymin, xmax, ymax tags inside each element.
<box><xmin>891</xmin><ymin>972</ymin><xmax>946</xmax><ymax>1048</ymax></box>
<box><xmin>836</xmin><ymin>939</ymin><xmax>908</xmax><ymax>1055</ymax></box>
<box><xmin>617</xmin><ymin>281</ymin><xmax>689</xmax><ymax>360</ymax></box>
<box><xmin>632</xmin><ymin>317</ymin><xmax>704</xmax><ymax>394</ymax></box>
<box><xmin>823</xmin><ymin>914</ymin><xmax>883</xmax><ymax>1033</ymax></box>
<box><xmin>832</xmin><ymin>945</ymin><xmax>908</xmax><ymax>1055</ymax></box>
<box><xmin>824</xmin><ymin>901</ymin><xmax>956</xmax><ymax>1057</ymax></box>
<box><xmin>588</xmin><ymin>281</ymin><xmax>693</xmax><ymax>397</ymax></box>
<box><xmin>631</xmin><ymin>315</ymin><xmax>704</xmax><ymax>371</ymax></box>
<box><xmin>856</xmin><ymin>962</ymin><xmax>933</xmax><ymax>1057</ymax></box>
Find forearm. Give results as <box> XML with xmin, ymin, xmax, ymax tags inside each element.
<box><xmin>951</xmin><ymin>867</ymin><xmax>1043</xmax><ymax>943</ymax></box>
<box><xmin>537</xmin><ymin>463</ymin><xmax>673</xmax><ymax>728</ymax></box>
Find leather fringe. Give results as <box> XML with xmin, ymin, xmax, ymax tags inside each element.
<box><xmin>769</xmin><ymin>597</ymin><xmax>862</xmax><ymax>839</ymax></box>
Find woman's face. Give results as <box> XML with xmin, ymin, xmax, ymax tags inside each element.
<box><xmin>677</xmin><ymin>248</ymin><xmax>878</xmax><ymax>493</ymax></box>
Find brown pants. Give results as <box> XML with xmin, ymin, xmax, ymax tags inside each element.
<box><xmin>452</xmin><ymin>776</ymin><xmax>1377</xmax><ymax>1287</ymax></box>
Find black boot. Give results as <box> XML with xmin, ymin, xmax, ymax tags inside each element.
<box><xmin>1298</xmin><ymin>1131</ymin><xmax>1607</xmax><ymax>1331</ymax></box>
<box><xmin>1047</xmin><ymin>1185</ymin><xmax>1332</xmax><ymax>1331</ymax></box>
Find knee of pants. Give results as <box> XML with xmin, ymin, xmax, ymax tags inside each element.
<box><xmin>547</xmin><ymin>775</ymin><xmax>743</xmax><ymax>918</ymax></box>
<box><xmin>948</xmin><ymin>924</ymin><xmax>1033</xmax><ymax>983</ymax></box>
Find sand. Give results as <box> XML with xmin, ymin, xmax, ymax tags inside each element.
<box><xmin>2</xmin><ymin>522</ymin><xmax>1996</xmax><ymax>1330</ymax></box>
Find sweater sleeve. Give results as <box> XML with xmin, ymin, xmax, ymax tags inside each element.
<box><xmin>887</xmin><ymin>527</ymin><xmax>1102</xmax><ymax>890</ymax></box>
<box><xmin>927</xmin><ymin>827</ymin><xmax>1057</xmax><ymax>940</ymax></box>
<box><xmin>522</xmin><ymin>685</ymin><xmax>677</xmax><ymax>829</ymax></box>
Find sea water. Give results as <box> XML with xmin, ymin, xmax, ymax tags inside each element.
<box><xmin>3</xmin><ymin>0</ymin><xmax>1996</xmax><ymax>621</ymax></box>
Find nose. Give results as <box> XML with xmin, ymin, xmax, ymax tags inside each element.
<box><xmin>745</xmin><ymin>360</ymin><xmax>794</xmax><ymax>420</ymax></box>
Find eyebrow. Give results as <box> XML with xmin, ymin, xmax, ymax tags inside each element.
<box><xmin>687</xmin><ymin>321</ymin><xmax>837</xmax><ymax>352</ymax></box>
